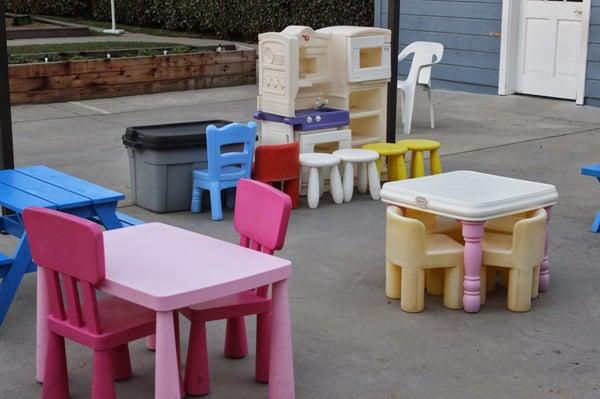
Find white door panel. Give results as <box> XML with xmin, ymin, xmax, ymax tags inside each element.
<box><xmin>516</xmin><ymin>0</ymin><xmax>584</xmax><ymax>100</ymax></box>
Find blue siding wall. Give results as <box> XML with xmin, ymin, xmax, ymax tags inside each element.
<box><xmin>375</xmin><ymin>0</ymin><xmax>503</xmax><ymax>95</ymax></box>
<box><xmin>376</xmin><ymin>0</ymin><xmax>600</xmax><ymax>106</ymax></box>
<box><xmin>586</xmin><ymin>0</ymin><xmax>600</xmax><ymax>106</ymax></box>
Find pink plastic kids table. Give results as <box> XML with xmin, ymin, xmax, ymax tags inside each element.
<box><xmin>37</xmin><ymin>222</ymin><xmax>295</xmax><ymax>399</ymax></box>
<box><xmin>380</xmin><ymin>171</ymin><xmax>558</xmax><ymax>313</ymax></box>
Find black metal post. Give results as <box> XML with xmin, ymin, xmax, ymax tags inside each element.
<box><xmin>0</xmin><ymin>1</ymin><xmax>14</xmax><ymax>170</ymax></box>
<box><xmin>386</xmin><ymin>0</ymin><xmax>400</xmax><ymax>143</ymax></box>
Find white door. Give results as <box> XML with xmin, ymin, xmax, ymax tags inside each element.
<box><xmin>516</xmin><ymin>0</ymin><xmax>586</xmax><ymax>100</ymax></box>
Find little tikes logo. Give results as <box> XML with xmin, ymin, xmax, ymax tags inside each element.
<box><xmin>415</xmin><ymin>196</ymin><xmax>429</xmax><ymax>208</ymax></box>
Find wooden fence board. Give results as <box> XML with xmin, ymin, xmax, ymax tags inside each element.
<box><xmin>9</xmin><ymin>49</ymin><xmax>257</xmax><ymax>105</ymax></box>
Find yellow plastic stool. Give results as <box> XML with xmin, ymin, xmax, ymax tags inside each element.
<box><xmin>396</xmin><ymin>139</ymin><xmax>442</xmax><ymax>178</ymax></box>
<box><xmin>361</xmin><ymin>143</ymin><xmax>408</xmax><ymax>181</ymax></box>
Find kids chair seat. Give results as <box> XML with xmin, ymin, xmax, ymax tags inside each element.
<box><xmin>396</xmin><ymin>138</ymin><xmax>442</xmax><ymax>178</ymax></box>
<box><xmin>191</xmin><ymin>122</ymin><xmax>257</xmax><ymax>220</ymax></box>
<box><xmin>23</xmin><ymin>207</ymin><xmax>156</xmax><ymax>399</ymax></box>
<box><xmin>181</xmin><ymin>179</ymin><xmax>292</xmax><ymax>396</ymax></box>
<box><xmin>253</xmin><ymin>142</ymin><xmax>300</xmax><ymax>209</ymax></box>
<box><xmin>361</xmin><ymin>142</ymin><xmax>408</xmax><ymax>181</ymax></box>
<box><xmin>332</xmin><ymin>148</ymin><xmax>381</xmax><ymax>202</ymax></box>
<box><xmin>299</xmin><ymin>152</ymin><xmax>343</xmax><ymax>209</ymax></box>
<box><xmin>386</xmin><ymin>206</ymin><xmax>464</xmax><ymax>312</ymax></box>
<box><xmin>481</xmin><ymin>208</ymin><xmax>547</xmax><ymax>312</ymax></box>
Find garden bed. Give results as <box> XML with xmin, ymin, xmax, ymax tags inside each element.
<box><xmin>7</xmin><ymin>41</ymin><xmax>214</xmax><ymax>64</ymax></box>
<box><xmin>9</xmin><ymin>44</ymin><xmax>256</xmax><ymax>105</ymax></box>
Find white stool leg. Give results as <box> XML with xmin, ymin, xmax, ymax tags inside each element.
<box><xmin>367</xmin><ymin>161</ymin><xmax>381</xmax><ymax>200</ymax></box>
<box><xmin>319</xmin><ymin>167</ymin><xmax>326</xmax><ymax>198</ymax></box>
<box><xmin>358</xmin><ymin>162</ymin><xmax>368</xmax><ymax>193</ymax></box>
<box><xmin>342</xmin><ymin>162</ymin><xmax>354</xmax><ymax>202</ymax></box>
<box><xmin>329</xmin><ymin>164</ymin><xmax>343</xmax><ymax>204</ymax></box>
<box><xmin>307</xmin><ymin>167</ymin><xmax>320</xmax><ymax>209</ymax></box>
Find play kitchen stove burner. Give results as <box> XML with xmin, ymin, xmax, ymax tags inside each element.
<box><xmin>253</xmin><ymin>108</ymin><xmax>349</xmax><ymax>132</ymax></box>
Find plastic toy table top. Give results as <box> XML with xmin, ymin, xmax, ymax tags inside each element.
<box><xmin>380</xmin><ymin>170</ymin><xmax>558</xmax><ymax>221</ymax></box>
<box><xmin>99</xmin><ymin>223</ymin><xmax>292</xmax><ymax>311</ymax></box>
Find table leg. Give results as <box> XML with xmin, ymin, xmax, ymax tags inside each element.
<box><xmin>93</xmin><ymin>204</ymin><xmax>123</xmax><ymax>230</ymax></box>
<box><xmin>155</xmin><ymin>311</ymin><xmax>183</xmax><ymax>399</ymax></box>
<box><xmin>36</xmin><ymin>266</ymin><xmax>49</xmax><ymax>383</ymax></box>
<box><xmin>461</xmin><ymin>221</ymin><xmax>485</xmax><ymax>313</ymax></box>
<box><xmin>592</xmin><ymin>210</ymin><xmax>600</xmax><ymax>233</ymax></box>
<box><xmin>539</xmin><ymin>206</ymin><xmax>552</xmax><ymax>292</ymax></box>
<box><xmin>0</xmin><ymin>238</ymin><xmax>31</xmax><ymax>327</ymax></box>
<box><xmin>269</xmin><ymin>279</ymin><xmax>295</xmax><ymax>399</ymax></box>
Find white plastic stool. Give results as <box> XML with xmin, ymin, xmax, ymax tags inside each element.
<box><xmin>333</xmin><ymin>149</ymin><xmax>381</xmax><ymax>202</ymax></box>
<box><xmin>299</xmin><ymin>153</ymin><xmax>343</xmax><ymax>209</ymax></box>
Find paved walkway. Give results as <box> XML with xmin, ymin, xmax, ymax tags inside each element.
<box><xmin>2</xmin><ymin>86</ymin><xmax>600</xmax><ymax>398</ymax></box>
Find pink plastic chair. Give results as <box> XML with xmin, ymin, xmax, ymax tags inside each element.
<box><xmin>181</xmin><ymin>178</ymin><xmax>292</xmax><ymax>396</ymax></box>
<box><xmin>23</xmin><ymin>207</ymin><xmax>156</xmax><ymax>399</ymax></box>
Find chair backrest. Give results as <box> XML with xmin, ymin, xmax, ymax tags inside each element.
<box><xmin>23</xmin><ymin>207</ymin><xmax>105</xmax><ymax>334</ymax></box>
<box><xmin>253</xmin><ymin>142</ymin><xmax>300</xmax><ymax>182</ymax></box>
<box><xmin>233</xmin><ymin>178</ymin><xmax>292</xmax><ymax>255</ymax></box>
<box><xmin>512</xmin><ymin>208</ymin><xmax>547</xmax><ymax>267</ymax></box>
<box><xmin>386</xmin><ymin>206</ymin><xmax>426</xmax><ymax>267</ymax></box>
<box><xmin>398</xmin><ymin>41</ymin><xmax>444</xmax><ymax>86</ymax></box>
<box><xmin>206</xmin><ymin>122</ymin><xmax>257</xmax><ymax>181</ymax></box>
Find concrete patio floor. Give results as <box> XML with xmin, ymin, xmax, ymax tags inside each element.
<box><xmin>1</xmin><ymin>86</ymin><xmax>600</xmax><ymax>399</ymax></box>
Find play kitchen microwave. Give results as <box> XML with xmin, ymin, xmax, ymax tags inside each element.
<box><xmin>347</xmin><ymin>35</ymin><xmax>391</xmax><ymax>83</ymax></box>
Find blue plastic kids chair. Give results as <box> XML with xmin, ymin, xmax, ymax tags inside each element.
<box><xmin>191</xmin><ymin>122</ymin><xmax>257</xmax><ymax>220</ymax></box>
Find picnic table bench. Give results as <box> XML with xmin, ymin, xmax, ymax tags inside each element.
<box><xmin>581</xmin><ymin>163</ymin><xmax>600</xmax><ymax>232</ymax></box>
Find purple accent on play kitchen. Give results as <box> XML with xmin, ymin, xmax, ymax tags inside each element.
<box><xmin>254</xmin><ymin>108</ymin><xmax>349</xmax><ymax>131</ymax></box>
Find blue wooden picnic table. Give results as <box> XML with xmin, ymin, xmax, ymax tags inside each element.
<box><xmin>581</xmin><ymin>163</ymin><xmax>600</xmax><ymax>232</ymax></box>
<box><xmin>0</xmin><ymin>165</ymin><xmax>142</xmax><ymax>327</ymax></box>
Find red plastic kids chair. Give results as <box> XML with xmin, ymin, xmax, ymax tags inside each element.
<box><xmin>253</xmin><ymin>142</ymin><xmax>300</xmax><ymax>209</ymax></box>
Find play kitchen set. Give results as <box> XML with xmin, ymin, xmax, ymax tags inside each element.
<box><xmin>254</xmin><ymin>25</ymin><xmax>392</xmax><ymax>152</ymax></box>
<box><xmin>121</xmin><ymin>25</ymin><xmax>392</xmax><ymax>213</ymax></box>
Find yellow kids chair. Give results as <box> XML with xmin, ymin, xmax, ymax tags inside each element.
<box><xmin>483</xmin><ymin>213</ymin><xmax>526</xmax><ymax>294</ymax></box>
<box><xmin>404</xmin><ymin>208</ymin><xmax>462</xmax><ymax>296</ymax></box>
<box><xmin>481</xmin><ymin>208</ymin><xmax>547</xmax><ymax>312</ymax></box>
<box><xmin>385</xmin><ymin>206</ymin><xmax>464</xmax><ymax>312</ymax></box>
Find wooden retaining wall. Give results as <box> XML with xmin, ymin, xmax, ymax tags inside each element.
<box><xmin>9</xmin><ymin>49</ymin><xmax>257</xmax><ymax>105</ymax></box>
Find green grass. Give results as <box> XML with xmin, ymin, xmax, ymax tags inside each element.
<box><xmin>8</xmin><ymin>41</ymin><xmax>194</xmax><ymax>64</ymax></box>
<box><xmin>42</xmin><ymin>15</ymin><xmax>220</xmax><ymax>40</ymax></box>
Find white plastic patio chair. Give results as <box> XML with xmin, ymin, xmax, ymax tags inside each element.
<box><xmin>397</xmin><ymin>42</ymin><xmax>444</xmax><ymax>135</ymax></box>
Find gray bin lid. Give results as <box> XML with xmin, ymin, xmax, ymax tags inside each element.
<box><xmin>123</xmin><ymin>120</ymin><xmax>232</xmax><ymax>150</ymax></box>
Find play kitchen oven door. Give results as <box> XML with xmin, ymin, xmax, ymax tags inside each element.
<box><xmin>347</xmin><ymin>35</ymin><xmax>391</xmax><ymax>83</ymax></box>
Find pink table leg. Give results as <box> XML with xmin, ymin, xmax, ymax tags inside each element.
<box><xmin>36</xmin><ymin>266</ymin><xmax>48</xmax><ymax>383</ymax></box>
<box><xmin>269</xmin><ymin>279</ymin><xmax>295</xmax><ymax>399</ymax></box>
<box><xmin>155</xmin><ymin>310</ymin><xmax>183</xmax><ymax>399</ymax></box>
<box><xmin>539</xmin><ymin>206</ymin><xmax>552</xmax><ymax>292</ymax></box>
<box><xmin>461</xmin><ymin>221</ymin><xmax>485</xmax><ymax>313</ymax></box>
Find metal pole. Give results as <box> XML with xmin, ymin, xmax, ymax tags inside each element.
<box><xmin>103</xmin><ymin>0</ymin><xmax>124</xmax><ymax>34</ymax></box>
<box><xmin>110</xmin><ymin>0</ymin><xmax>117</xmax><ymax>31</ymax></box>
<box><xmin>386</xmin><ymin>0</ymin><xmax>400</xmax><ymax>143</ymax></box>
<box><xmin>0</xmin><ymin>2</ymin><xmax>14</xmax><ymax>170</ymax></box>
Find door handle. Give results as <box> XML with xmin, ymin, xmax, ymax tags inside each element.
<box><xmin>574</xmin><ymin>10</ymin><xmax>583</xmax><ymax>15</ymax></box>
